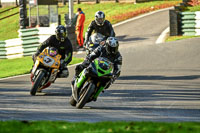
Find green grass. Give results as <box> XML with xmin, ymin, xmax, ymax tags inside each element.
<box><xmin>0</xmin><ymin>56</ymin><xmax>84</xmax><ymax>78</ymax></box>
<box><xmin>0</xmin><ymin>6</ymin><xmax>19</xmax><ymax>40</ymax></box>
<box><xmin>166</xmin><ymin>35</ymin><xmax>200</xmax><ymax>42</ymax></box>
<box><xmin>0</xmin><ymin>6</ymin><xmax>18</xmax><ymax>18</ymax></box>
<box><xmin>184</xmin><ymin>4</ymin><xmax>200</xmax><ymax>12</ymax></box>
<box><xmin>0</xmin><ymin>1</ymin><xmax>180</xmax><ymax>41</ymax></box>
<box><xmin>0</xmin><ymin>14</ymin><xmax>19</xmax><ymax>40</ymax></box>
<box><xmin>0</xmin><ymin>121</ymin><xmax>199</xmax><ymax>133</ymax></box>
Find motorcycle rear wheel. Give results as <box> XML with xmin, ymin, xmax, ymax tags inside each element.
<box><xmin>30</xmin><ymin>70</ymin><xmax>46</xmax><ymax>96</ymax></box>
<box><xmin>76</xmin><ymin>83</ymin><xmax>95</xmax><ymax>109</ymax></box>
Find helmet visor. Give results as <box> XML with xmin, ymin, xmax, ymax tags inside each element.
<box><xmin>56</xmin><ymin>31</ymin><xmax>66</xmax><ymax>42</ymax></box>
<box><xmin>107</xmin><ymin>45</ymin><xmax>118</xmax><ymax>54</ymax></box>
<box><xmin>96</xmin><ymin>18</ymin><xmax>104</xmax><ymax>25</ymax></box>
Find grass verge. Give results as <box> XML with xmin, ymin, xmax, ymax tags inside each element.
<box><xmin>0</xmin><ymin>56</ymin><xmax>84</xmax><ymax>78</ymax></box>
<box><xmin>166</xmin><ymin>35</ymin><xmax>200</xmax><ymax>42</ymax></box>
<box><xmin>0</xmin><ymin>121</ymin><xmax>199</xmax><ymax>133</ymax></box>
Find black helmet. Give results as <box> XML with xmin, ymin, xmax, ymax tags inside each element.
<box><xmin>95</xmin><ymin>11</ymin><xmax>105</xmax><ymax>26</ymax></box>
<box><xmin>106</xmin><ymin>37</ymin><xmax>119</xmax><ymax>54</ymax></box>
<box><xmin>55</xmin><ymin>25</ymin><xmax>67</xmax><ymax>42</ymax></box>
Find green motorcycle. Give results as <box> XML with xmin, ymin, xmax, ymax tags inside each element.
<box><xmin>70</xmin><ymin>57</ymin><xmax>114</xmax><ymax>109</ymax></box>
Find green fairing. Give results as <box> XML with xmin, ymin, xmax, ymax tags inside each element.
<box><xmin>94</xmin><ymin>59</ymin><xmax>113</xmax><ymax>77</ymax></box>
<box><xmin>75</xmin><ymin>58</ymin><xmax>113</xmax><ymax>101</ymax></box>
<box><xmin>76</xmin><ymin>69</ymin><xmax>87</xmax><ymax>88</ymax></box>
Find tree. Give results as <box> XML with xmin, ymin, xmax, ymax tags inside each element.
<box><xmin>16</xmin><ymin>0</ymin><xmax>19</xmax><ymax>6</ymax></box>
<box><xmin>96</xmin><ymin>0</ymin><xmax>99</xmax><ymax>4</ymax></box>
<box><xmin>0</xmin><ymin>0</ymin><xmax>2</xmax><ymax>8</ymax></box>
<box><xmin>63</xmin><ymin>0</ymin><xmax>66</xmax><ymax>5</ymax></box>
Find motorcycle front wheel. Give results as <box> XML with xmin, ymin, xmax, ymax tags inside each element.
<box><xmin>69</xmin><ymin>95</ymin><xmax>77</xmax><ymax>106</ymax></box>
<box><xmin>30</xmin><ymin>70</ymin><xmax>46</xmax><ymax>96</ymax></box>
<box><xmin>76</xmin><ymin>82</ymin><xmax>95</xmax><ymax>109</ymax></box>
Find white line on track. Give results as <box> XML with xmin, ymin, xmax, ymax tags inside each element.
<box><xmin>156</xmin><ymin>27</ymin><xmax>169</xmax><ymax>44</ymax></box>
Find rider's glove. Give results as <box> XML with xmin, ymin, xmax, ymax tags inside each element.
<box><xmin>111</xmin><ymin>74</ymin><xmax>117</xmax><ymax>84</ymax></box>
<box><xmin>100</xmin><ymin>41</ymin><xmax>106</xmax><ymax>46</ymax></box>
<box><xmin>83</xmin><ymin>41</ymin><xmax>88</xmax><ymax>48</ymax></box>
<box><xmin>60</xmin><ymin>60</ymin><xmax>67</xmax><ymax>70</ymax></box>
<box><xmin>105</xmin><ymin>75</ymin><xmax>118</xmax><ymax>90</ymax></box>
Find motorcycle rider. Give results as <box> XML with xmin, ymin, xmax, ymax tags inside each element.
<box><xmin>32</xmin><ymin>25</ymin><xmax>73</xmax><ymax>78</ymax></box>
<box><xmin>84</xmin><ymin>11</ymin><xmax>115</xmax><ymax>48</ymax></box>
<box><xmin>72</xmin><ymin>37</ymin><xmax>122</xmax><ymax>88</ymax></box>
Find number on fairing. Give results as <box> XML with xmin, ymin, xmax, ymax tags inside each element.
<box><xmin>43</xmin><ymin>56</ymin><xmax>55</xmax><ymax>66</ymax></box>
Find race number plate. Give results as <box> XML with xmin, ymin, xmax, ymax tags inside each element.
<box><xmin>43</xmin><ymin>56</ymin><xmax>55</xmax><ymax>67</ymax></box>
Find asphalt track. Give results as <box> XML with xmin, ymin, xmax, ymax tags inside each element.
<box><xmin>0</xmin><ymin>8</ymin><xmax>200</xmax><ymax>122</ymax></box>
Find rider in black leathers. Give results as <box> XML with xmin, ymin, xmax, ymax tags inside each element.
<box><xmin>73</xmin><ymin>37</ymin><xmax>122</xmax><ymax>87</ymax></box>
<box><xmin>32</xmin><ymin>25</ymin><xmax>73</xmax><ymax>78</ymax></box>
<box><xmin>84</xmin><ymin>11</ymin><xmax>115</xmax><ymax>47</ymax></box>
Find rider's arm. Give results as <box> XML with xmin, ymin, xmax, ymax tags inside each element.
<box><xmin>37</xmin><ymin>35</ymin><xmax>53</xmax><ymax>53</ymax></box>
<box><xmin>113</xmin><ymin>53</ymin><xmax>122</xmax><ymax>78</ymax></box>
<box><xmin>84</xmin><ymin>21</ymin><xmax>95</xmax><ymax>45</ymax></box>
<box><xmin>87</xmin><ymin>45</ymin><xmax>102</xmax><ymax>62</ymax></box>
<box><xmin>64</xmin><ymin>38</ymin><xmax>73</xmax><ymax>65</ymax></box>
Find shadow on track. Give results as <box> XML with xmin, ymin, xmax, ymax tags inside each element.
<box><xmin>118</xmin><ymin>75</ymin><xmax>200</xmax><ymax>80</ymax></box>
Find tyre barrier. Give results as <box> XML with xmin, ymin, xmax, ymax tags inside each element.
<box><xmin>0</xmin><ymin>27</ymin><xmax>55</xmax><ymax>59</ymax></box>
<box><xmin>181</xmin><ymin>11</ymin><xmax>200</xmax><ymax>36</ymax></box>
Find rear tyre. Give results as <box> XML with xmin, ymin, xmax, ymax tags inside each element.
<box><xmin>30</xmin><ymin>70</ymin><xmax>46</xmax><ymax>96</ymax></box>
<box><xmin>69</xmin><ymin>95</ymin><xmax>77</xmax><ymax>106</ymax></box>
<box><xmin>76</xmin><ymin>83</ymin><xmax>95</xmax><ymax>109</ymax></box>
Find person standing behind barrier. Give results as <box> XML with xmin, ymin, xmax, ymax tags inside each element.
<box><xmin>75</xmin><ymin>8</ymin><xmax>85</xmax><ymax>49</ymax></box>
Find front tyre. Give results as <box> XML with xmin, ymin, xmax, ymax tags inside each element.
<box><xmin>30</xmin><ymin>70</ymin><xmax>46</xmax><ymax>96</ymax></box>
<box><xmin>76</xmin><ymin>83</ymin><xmax>95</xmax><ymax>109</ymax></box>
<box><xmin>69</xmin><ymin>95</ymin><xmax>77</xmax><ymax>106</ymax></box>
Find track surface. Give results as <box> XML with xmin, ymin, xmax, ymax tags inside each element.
<box><xmin>0</xmin><ymin>9</ymin><xmax>200</xmax><ymax>122</ymax></box>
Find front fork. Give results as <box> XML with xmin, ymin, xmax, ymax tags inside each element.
<box><xmin>93</xmin><ymin>82</ymin><xmax>106</xmax><ymax>101</ymax></box>
<box><xmin>72</xmin><ymin>69</ymin><xmax>87</xmax><ymax>101</ymax></box>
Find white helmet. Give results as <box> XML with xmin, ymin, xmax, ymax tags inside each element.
<box><xmin>106</xmin><ymin>37</ymin><xmax>119</xmax><ymax>54</ymax></box>
<box><xmin>95</xmin><ymin>11</ymin><xmax>105</xmax><ymax>26</ymax></box>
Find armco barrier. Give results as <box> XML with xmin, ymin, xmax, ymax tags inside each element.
<box><xmin>181</xmin><ymin>11</ymin><xmax>200</xmax><ymax>36</ymax></box>
<box><xmin>0</xmin><ymin>27</ymin><xmax>55</xmax><ymax>59</ymax></box>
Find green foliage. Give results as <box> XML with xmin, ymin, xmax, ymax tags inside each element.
<box><xmin>0</xmin><ymin>121</ymin><xmax>199</xmax><ymax>133</ymax></box>
<box><xmin>0</xmin><ymin>56</ymin><xmax>83</xmax><ymax>78</ymax></box>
